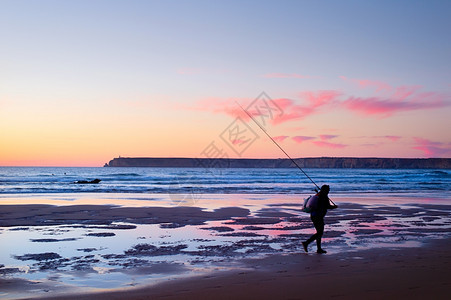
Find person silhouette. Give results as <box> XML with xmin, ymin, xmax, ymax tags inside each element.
<box><xmin>302</xmin><ymin>185</ymin><xmax>338</xmax><ymax>254</ymax></box>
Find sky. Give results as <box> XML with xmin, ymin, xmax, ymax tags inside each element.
<box><xmin>0</xmin><ymin>0</ymin><xmax>450</xmax><ymax>166</ymax></box>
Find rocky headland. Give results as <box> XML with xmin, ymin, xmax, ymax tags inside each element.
<box><xmin>104</xmin><ymin>157</ymin><xmax>451</xmax><ymax>169</ymax></box>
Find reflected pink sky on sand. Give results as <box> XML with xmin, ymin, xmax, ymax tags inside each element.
<box><xmin>0</xmin><ymin>193</ymin><xmax>450</xmax><ymax>298</ymax></box>
<box><xmin>0</xmin><ymin>192</ymin><xmax>450</xmax><ymax>207</ymax></box>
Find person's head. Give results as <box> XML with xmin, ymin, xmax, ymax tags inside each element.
<box><xmin>320</xmin><ymin>185</ymin><xmax>330</xmax><ymax>195</ymax></box>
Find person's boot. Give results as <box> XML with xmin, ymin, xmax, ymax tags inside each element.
<box><xmin>316</xmin><ymin>239</ymin><xmax>326</xmax><ymax>254</ymax></box>
<box><xmin>302</xmin><ymin>241</ymin><xmax>308</xmax><ymax>253</ymax></box>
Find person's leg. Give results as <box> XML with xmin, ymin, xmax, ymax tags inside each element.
<box><xmin>313</xmin><ymin>218</ymin><xmax>325</xmax><ymax>253</ymax></box>
<box><xmin>303</xmin><ymin>215</ymin><xmax>320</xmax><ymax>252</ymax></box>
<box><xmin>303</xmin><ymin>232</ymin><xmax>317</xmax><ymax>252</ymax></box>
<box><xmin>305</xmin><ymin>232</ymin><xmax>318</xmax><ymax>245</ymax></box>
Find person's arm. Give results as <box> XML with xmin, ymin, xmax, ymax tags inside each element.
<box><xmin>328</xmin><ymin>198</ymin><xmax>338</xmax><ymax>209</ymax></box>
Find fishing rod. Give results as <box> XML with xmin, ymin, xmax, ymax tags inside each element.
<box><xmin>236</xmin><ymin>102</ymin><xmax>336</xmax><ymax>206</ymax></box>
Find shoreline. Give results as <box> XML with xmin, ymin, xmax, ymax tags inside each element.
<box><xmin>1</xmin><ymin>197</ymin><xmax>450</xmax><ymax>227</ymax></box>
<box><xmin>0</xmin><ymin>192</ymin><xmax>449</xmax><ymax>207</ymax></box>
<box><xmin>44</xmin><ymin>238</ymin><xmax>451</xmax><ymax>300</ymax></box>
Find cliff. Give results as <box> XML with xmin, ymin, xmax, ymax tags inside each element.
<box><xmin>104</xmin><ymin>157</ymin><xmax>451</xmax><ymax>169</ymax></box>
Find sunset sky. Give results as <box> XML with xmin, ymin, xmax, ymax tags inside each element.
<box><xmin>1</xmin><ymin>0</ymin><xmax>450</xmax><ymax>166</ymax></box>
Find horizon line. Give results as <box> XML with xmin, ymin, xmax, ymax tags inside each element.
<box><xmin>2</xmin><ymin>156</ymin><xmax>450</xmax><ymax>168</ymax></box>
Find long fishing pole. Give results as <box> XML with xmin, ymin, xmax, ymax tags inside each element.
<box><xmin>236</xmin><ymin>102</ymin><xmax>336</xmax><ymax>206</ymax></box>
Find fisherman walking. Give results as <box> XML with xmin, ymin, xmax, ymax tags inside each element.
<box><xmin>302</xmin><ymin>185</ymin><xmax>338</xmax><ymax>254</ymax></box>
<box><xmin>237</xmin><ymin>102</ymin><xmax>338</xmax><ymax>254</ymax></box>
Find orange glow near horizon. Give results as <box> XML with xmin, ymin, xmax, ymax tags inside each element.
<box><xmin>1</xmin><ymin>3</ymin><xmax>450</xmax><ymax>166</ymax></box>
<box><xmin>1</xmin><ymin>96</ymin><xmax>450</xmax><ymax>167</ymax></box>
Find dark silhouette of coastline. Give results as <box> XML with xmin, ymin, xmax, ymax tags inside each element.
<box><xmin>104</xmin><ymin>157</ymin><xmax>450</xmax><ymax>169</ymax></box>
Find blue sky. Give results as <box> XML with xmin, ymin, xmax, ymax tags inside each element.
<box><xmin>1</xmin><ymin>1</ymin><xmax>450</xmax><ymax>165</ymax></box>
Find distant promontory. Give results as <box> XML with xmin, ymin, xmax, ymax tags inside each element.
<box><xmin>104</xmin><ymin>157</ymin><xmax>451</xmax><ymax>169</ymax></box>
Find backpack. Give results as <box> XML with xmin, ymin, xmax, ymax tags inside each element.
<box><xmin>302</xmin><ymin>196</ymin><xmax>312</xmax><ymax>213</ymax></box>
<box><xmin>302</xmin><ymin>194</ymin><xmax>319</xmax><ymax>213</ymax></box>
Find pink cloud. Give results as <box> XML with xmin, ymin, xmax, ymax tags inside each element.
<box><xmin>313</xmin><ymin>141</ymin><xmax>347</xmax><ymax>149</ymax></box>
<box><xmin>233</xmin><ymin>92</ymin><xmax>341</xmax><ymax>125</ymax></box>
<box><xmin>319</xmin><ymin>135</ymin><xmax>338</xmax><ymax>140</ymax></box>
<box><xmin>273</xmin><ymin>136</ymin><xmax>289</xmax><ymax>142</ymax></box>
<box><xmin>252</xmin><ymin>98</ymin><xmax>295</xmax><ymax>124</ymax></box>
<box><xmin>412</xmin><ymin>138</ymin><xmax>451</xmax><ymax>157</ymax></box>
<box><xmin>270</xmin><ymin>91</ymin><xmax>342</xmax><ymax>125</ymax></box>
<box><xmin>340</xmin><ymin>76</ymin><xmax>425</xmax><ymax>99</ymax></box>
<box><xmin>226</xmin><ymin>97</ymin><xmax>298</xmax><ymax>125</ymax></box>
<box><xmin>191</xmin><ymin>96</ymin><xmax>286</xmax><ymax>123</ymax></box>
<box><xmin>187</xmin><ymin>91</ymin><xmax>342</xmax><ymax>126</ymax></box>
<box><xmin>292</xmin><ymin>136</ymin><xmax>315</xmax><ymax>144</ymax></box>
<box><xmin>392</xmin><ymin>85</ymin><xmax>422</xmax><ymax>100</ymax></box>
<box><xmin>343</xmin><ymin>91</ymin><xmax>448</xmax><ymax>117</ymax></box>
<box><xmin>301</xmin><ymin>90</ymin><xmax>341</xmax><ymax>107</ymax></box>
<box><xmin>263</xmin><ymin>73</ymin><xmax>317</xmax><ymax>79</ymax></box>
<box><xmin>185</xmin><ymin>82</ymin><xmax>448</xmax><ymax>125</ymax></box>
<box><xmin>339</xmin><ymin>77</ymin><xmax>449</xmax><ymax>117</ymax></box>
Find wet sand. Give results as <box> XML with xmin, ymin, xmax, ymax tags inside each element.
<box><xmin>44</xmin><ymin>238</ymin><xmax>451</xmax><ymax>300</ymax></box>
<box><xmin>0</xmin><ymin>204</ymin><xmax>250</xmax><ymax>227</ymax></box>
<box><xmin>1</xmin><ymin>196</ymin><xmax>450</xmax><ymax>299</ymax></box>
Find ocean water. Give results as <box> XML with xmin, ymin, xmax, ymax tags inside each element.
<box><xmin>1</xmin><ymin>167</ymin><xmax>450</xmax><ymax>298</ymax></box>
<box><xmin>0</xmin><ymin>167</ymin><xmax>449</xmax><ymax>197</ymax></box>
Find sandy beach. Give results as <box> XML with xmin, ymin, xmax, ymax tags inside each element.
<box><xmin>0</xmin><ymin>194</ymin><xmax>450</xmax><ymax>299</ymax></box>
<box><xmin>49</xmin><ymin>238</ymin><xmax>451</xmax><ymax>300</ymax></box>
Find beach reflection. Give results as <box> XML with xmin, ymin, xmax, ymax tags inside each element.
<box><xmin>0</xmin><ymin>193</ymin><xmax>450</xmax><ymax>299</ymax></box>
